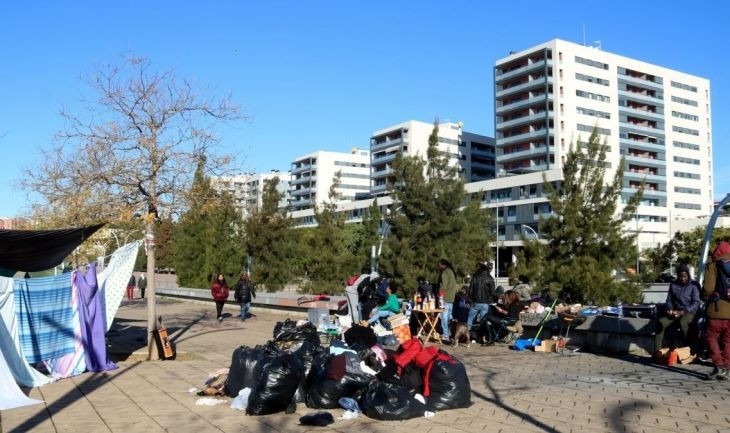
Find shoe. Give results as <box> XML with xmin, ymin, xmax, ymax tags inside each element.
<box><xmin>706</xmin><ymin>365</ymin><xmax>722</xmax><ymax>380</ymax></box>
<box><xmin>218</xmin><ymin>317</ymin><xmax>223</xmax><ymax>323</ymax></box>
<box><xmin>718</xmin><ymin>367</ymin><xmax>729</xmax><ymax>381</ymax></box>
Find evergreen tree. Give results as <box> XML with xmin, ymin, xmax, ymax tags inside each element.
<box><xmin>174</xmin><ymin>158</ymin><xmax>244</xmax><ymax>287</ymax></box>
<box><xmin>380</xmin><ymin>120</ymin><xmax>493</xmax><ymax>297</ymax></box>
<box><xmin>244</xmin><ymin>176</ymin><xmax>294</xmax><ymax>290</ymax></box>
<box><xmin>538</xmin><ymin>128</ymin><xmax>644</xmax><ymax>304</ymax></box>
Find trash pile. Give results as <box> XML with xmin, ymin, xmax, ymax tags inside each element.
<box><xmin>198</xmin><ymin>318</ymin><xmax>471</xmax><ymax>421</ymax></box>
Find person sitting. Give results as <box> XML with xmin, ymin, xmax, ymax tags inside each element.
<box><xmin>363</xmin><ymin>280</ymin><xmax>399</xmax><ymax>327</ymax></box>
<box><xmin>654</xmin><ymin>264</ymin><xmax>700</xmax><ymax>358</ymax></box>
<box><xmin>483</xmin><ymin>290</ymin><xmax>524</xmax><ymax>335</ymax></box>
<box><xmin>513</xmin><ymin>275</ymin><xmax>532</xmax><ymax>301</ymax></box>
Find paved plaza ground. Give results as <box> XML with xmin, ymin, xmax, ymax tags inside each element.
<box><xmin>2</xmin><ymin>298</ymin><xmax>729</xmax><ymax>433</ymax></box>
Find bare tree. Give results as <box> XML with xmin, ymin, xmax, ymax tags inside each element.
<box><xmin>22</xmin><ymin>55</ymin><xmax>244</xmax><ymax>359</ymax></box>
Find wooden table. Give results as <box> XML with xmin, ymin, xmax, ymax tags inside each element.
<box><xmin>412</xmin><ymin>308</ymin><xmax>445</xmax><ymax>344</ymax></box>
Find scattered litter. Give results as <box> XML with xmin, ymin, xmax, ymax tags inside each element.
<box><xmin>359</xmin><ymin>361</ymin><xmax>377</xmax><ymax>376</ymax></box>
<box><xmin>424</xmin><ymin>411</ymin><xmax>435</xmax><ymax>418</ymax></box>
<box><xmin>188</xmin><ymin>387</ymin><xmax>199</xmax><ymax>394</ymax></box>
<box><xmin>195</xmin><ymin>397</ymin><xmax>227</xmax><ymax>406</ymax></box>
<box><xmin>230</xmin><ymin>387</ymin><xmax>251</xmax><ymax>411</ymax></box>
<box><xmin>338</xmin><ymin>397</ymin><xmax>362</xmax><ymax>413</ymax></box>
<box><xmin>299</xmin><ymin>411</ymin><xmax>335</xmax><ymax>426</ymax></box>
<box><xmin>329</xmin><ymin>346</ymin><xmax>356</xmax><ymax>356</ymax></box>
<box><xmin>339</xmin><ymin>410</ymin><xmax>359</xmax><ymax>419</ymax></box>
<box><xmin>414</xmin><ymin>393</ymin><xmax>426</xmax><ymax>404</ymax></box>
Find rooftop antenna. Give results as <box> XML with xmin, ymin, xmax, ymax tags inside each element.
<box><xmin>594</xmin><ymin>40</ymin><xmax>602</xmax><ymax>50</ymax></box>
<box><xmin>582</xmin><ymin>24</ymin><xmax>586</xmax><ymax>46</ymax></box>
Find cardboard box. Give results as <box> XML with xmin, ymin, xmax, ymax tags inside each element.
<box><xmin>675</xmin><ymin>346</ymin><xmax>696</xmax><ymax>364</ymax></box>
<box><xmin>387</xmin><ymin>313</ymin><xmax>409</xmax><ymax>328</ymax></box>
<box><xmin>533</xmin><ymin>339</ymin><xmax>558</xmax><ymax>353</ymax></box>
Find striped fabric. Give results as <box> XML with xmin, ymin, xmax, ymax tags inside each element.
<box><xmin>14</xmin><ymin>274</ymin><xmax>75</xmax><ymax>363</ymax></box>
<box><xmin>43</xmin><ymin>273</ymin><xmax>86</xmax><ymax>378</ymax></box>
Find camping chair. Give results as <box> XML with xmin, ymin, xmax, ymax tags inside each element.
<box><xmin>482</xmin><ymin>316</ymin><xmax>520</xmax><ymax>345</ymax></box>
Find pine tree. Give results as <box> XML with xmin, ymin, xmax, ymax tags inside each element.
<box><xmin>538</xmin><ymin>127</ymin><xmax>644</xmax><ymax>304</ymax></box>
<box><xmin>244</xmin><ymin>176</ymin><xmax>294</xmax><ymax>290</ymax></box>
<box><xmin>380</xmin><ymin>120</ymin><xmax>493</xmax><ymax>297</ymax></box>
<box><xmin>174</xmin><ymin>158</ymin><xmax>244</xmax><ymax>287</ymax></box>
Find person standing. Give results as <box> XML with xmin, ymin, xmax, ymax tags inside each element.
<box><xmin>437</xmin><ymin>259</ymin><xmax>459</xmax><ymax>342</ymax></box>
<box><xmin>702</xmin><ymin>241</ymin><xmax>730</xmax><ymax>380</ymax></box>
<box><xmin>126</xmin><ymin>274</ymin><xmax>136</xmax><ymax>301</ymax></box>
<box><xmin>467</xmin><ymin>262</ymin><xmax>496</xmax><ymax>331</ymax></box>
<box><xmin>138</xmin><ymin>273</ymin><xmax>147</xmax><ymax>299</ymax></box>
<box><xmin>233</xmin><ymin>272</ymin><xmax>255</xmax><ymax>321</ymax></box>
<box><xmin>653</xmin><ymin>265</ymin><xmax>700</xmax><ymax>355</ymax></box>
<box><xmin>211</xmin><ymin>273</ymin><xmax>229</xmax><ymax>322</ymax></box>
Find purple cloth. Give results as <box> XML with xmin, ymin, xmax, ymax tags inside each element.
<box><xmin>76</xmin><ymin>263</ymin><xmax>116</xmax><ymax>372</ymax></box>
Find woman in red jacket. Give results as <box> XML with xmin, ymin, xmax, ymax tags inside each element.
<box><xmin>211</xmin><ymin>273</ymin><xmax>229</xmax><ymax>322</ymax></box>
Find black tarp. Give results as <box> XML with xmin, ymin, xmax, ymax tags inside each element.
<box><xmin>0</xmin><ymin>224</ymin><xmax>104</xmax><ymax>272</ymax></box>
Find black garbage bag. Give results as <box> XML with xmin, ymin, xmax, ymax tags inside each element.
<box><xmin>361</xmin><ymin>380</ymin><xmax>426</xmax><ymax>421</ymax></box>
<box><xmin>293</xmin><ymin>341</ymin><xmax>325</xmax><ymax>402</ymax></box>
<box><xmin>378</xmin><ymin>359</ymin><xmax>423</xmax><ymax>396</ymax></box>
<box><xmin>274</xmin><ymin>321</ymin><xmax>320</xmax><ymax>346</ymax></box>
<box><xmin>273</xmin><ymin>318</ymin><xmax>297</xmax><ymax>339</ymax></box>
<box><xmin>305</xmin><ymin>352</ymin><xmax>373</xmax><ymax>409</ymax></box>
<box><xmin>426</xmin><ymin>358</ymin><xmax>471</xmax><ymax>410</ymax></box>
<box><xmin>246</xmin><ymin>353</ymin><xmax>305</xmax><ymax>415</ymax></box>
<box><xmin>226</xmin><ymin>343</ymin><xmax>282</xmax><ymax>397</ymax></box>
<box><xmin>344</xmin><ymin>324</ymin><xmax>377</xmax><ymax>347</ymax></box>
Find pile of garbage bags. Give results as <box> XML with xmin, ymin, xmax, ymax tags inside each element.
<box><xmin>224</xmin><ymin>322</ymin><xmax>471</xmax><ymax>420</ymax></box>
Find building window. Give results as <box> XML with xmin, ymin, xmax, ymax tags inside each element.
<box><xmin>671</xmin><ymin>81</ymin><xmax>698</xmax><ymax>92</ymax></box>
<box><xmin>575</xmin><ymin>72</ymin><xmax>610</xmax><ymax>86</ymax></box>
<box><xmin>671</xmin><ymin>96</ymin><xmax>698</xmax><ymax>107</ymax></box>
<box><xmin>673</xmin><ymin>156</ymin><xmax>700</xmax><ymax>165</ymax></box>
<box><xmin>672</xmin><ymin>125</ymin><xmax>699</xmax><ymax>136</ymax></box>
<box><xmin>577</xmin><ymin>124</ymin><xmax>611</xmax><ymax>135</ymax></box>
<box><xmin>675</xmin><ymin>186</ymin><xmax>701</xmax><ymax>195</ymax></box>
<box><xmin>673</xmin><ymin>141</ymin><xmax>700</xmax><ymax>151</ymax></box>
<box><xmin>577</xmin><ymin>106</ymin><xmax>611</xmax><ymax>119</ymax></box>
<box><xmin>673</xmin><ymin>171</ymin><xmax>700</xmax><ymax>180</ymax></box>
<box><xmin>675</xmin><ymin>202</ymin><xmax>702</xmax><ymax>210</ymax></box>
<box><xmin>672</xmin><ymin>111</ymin><xmax>699</xmax><ymax>122</ymax></box>
<box><xmin>576</xmin><ymin>89</ymin><xmax>610</xmax><ymax>103</ymax></box>
<box><xmin>575</xmin><ymin>56</ymin><xmax>609</xmax><ymax>70</ymax></box>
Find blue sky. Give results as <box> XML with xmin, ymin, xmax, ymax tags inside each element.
<box><xmin>0</xmin><ymin>1</ymin><xmax>728</xmax><ymax>217</ymax></box>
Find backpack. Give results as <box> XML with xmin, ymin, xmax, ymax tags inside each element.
<box><xmin>714</xmin><ymin>260</ymin><xmax>730</xmax><ymax>301</ymax></box>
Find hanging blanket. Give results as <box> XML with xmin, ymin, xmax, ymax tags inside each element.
<box><xmin>77</xmin><ymin>263</ymin><xmax>116</xmax><ymax>372</ymax></box>
<box><xmin>0</xmin><ymin>347</ymin><xmax>43</xmax><ymax>410</ymax></box>
<box><xmin>0</xmin><ymin>277</ymin><xmax>50</xmax><ymax>387</ymax></box>
<box><xmin>14</xmin><ymin>274</ymin><xmax>75</xmax><ymax>363</ymax></box>
<box><xmin>98</xmin><ymin>240</ymin><xmax>142</xmax><ymax>331</ymax></box>
<box><xmin>43</xmin><ymin>273</ymin><xmax>86</xmax><ymax>379</ymax></box>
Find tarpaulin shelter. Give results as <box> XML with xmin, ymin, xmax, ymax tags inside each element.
<box><xmin>0</xmin><ymin>224</ymin><xmax>104</xmax><ymax>276</ymax></box>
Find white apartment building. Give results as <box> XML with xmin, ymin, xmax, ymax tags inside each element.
<box><xmin>369</xmin><ymin>120</ymin><xmax>495</xmax><ymax>196</ymax></box>
<box><xmin>212</xmin><ymin>172</ymin><xmax>291</xmax><ymax>218</ymax></box>
<box><xmin>290</xmin><ymin>148</ymin><xmax>371</xmax><ymax>211</ymax></box>
<box><xmin>494</xmin><ymin>39</ymin><xmax>713</xmax><ymax>250</ymax></box>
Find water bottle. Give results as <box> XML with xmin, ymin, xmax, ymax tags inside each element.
<box><xmin>617</xmin><ymin>301</ymin><xmax>623</xmax><ymax>318</ymax></box>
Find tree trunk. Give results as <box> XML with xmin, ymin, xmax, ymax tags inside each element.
<box><xmin>145</xmin><ymin>218</ymin><xmax>159</xmax><ymax>360</ymax></box>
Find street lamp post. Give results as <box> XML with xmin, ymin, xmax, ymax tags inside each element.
<box><xmin>494</xmin><ymin>169</ymin><xmax>506</xmax><ymax>281</ymax></box>
<box><xmin>521</xmin><ymin>224</ymin><xmax>540</xmax><ymax>287</ymax></box>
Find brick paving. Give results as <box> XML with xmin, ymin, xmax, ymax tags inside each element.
<box><xmin>2</xmin><ymin>298</ymin><xmax>729</xmax><ymax>433</ymax></box>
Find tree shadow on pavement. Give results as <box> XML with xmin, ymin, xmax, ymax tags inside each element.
<box><xmin>616</xmin><ymin>354</ymin><xmax>709</xmax><ymax>380</ymax></box>
<box><xmin>8</xmin><ymin>361</ymin><xmax>141</xmax><ymax>433</ymax></box>
<box><xmin>606</xmin><ymin>400</ymin><xmax>651</xmax><ymax>433</ymax></box>
<box><xmin>472</xmin><ymin>372</ymin><xmax>561</xmax><ymax>433</ymax></box>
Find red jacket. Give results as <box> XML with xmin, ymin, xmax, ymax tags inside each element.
<box><xmin>211</xmin><ymin>281</ymin><xmax>229</xmax><ymax>301</ymax></box>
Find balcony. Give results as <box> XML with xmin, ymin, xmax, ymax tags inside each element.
<box><xmin>496</xmin><ymin>76</ymin><xmax>553</xmax><ymax>98</ymax></box>
<box><xmin>619</xmin><ymin>121</ymin><xmax>664</xmax><ymax>137</ymax></box>
<box><xmin>624</xmin><ymin>170</ymin><xmax>664</xmax><ymax>182</ymax></box>
<box><xmin>371</xmin><ymin>137</ymin><xmax>404</xmax><ymax>153</ymax></box>
<box><xmin>618</xmin><ymin>89</ymin><xmax>663</xmax><ymax>106</ymax></box>
<box><xmin>290</xmin><ymin>187</ymin><xmax>312</xmax><ymax>196</ymax></box>
<box><xmin>497</xmin><ymin>146</ymin><xmax>551</xmax><ymax>164</ymax></box>
<box><xmin>291</xmin><ymin>163</ymin><xmax>316</xmax><ymax>175</ymax></box>
<box><xmin>290</xmin><ymin>198</ymin><xmax>312</xmax><ymax>208</ymax></box>
<box><xmin>496</xmin><ymin>94</ymin><xmax>553</xmax><ymax>115</ymax></box>
<box><xmin>497</xmin><ymin>128</ymin><xmax>552</xmax><ymax>146</ymax></box>
<box><xmin>372</xmin><ymin>152</ymin><xmax>398</xmax><ymax>164</ymax></box>
<box><xmin>624</xmin><ymin>155</ymin><xmax>665</xmax><ymax>167</ymax></box>
<box><xmin>619</xmin><ymin>105</ymin><xmax>664</xmax><ymax>121</ymax></box>
<box><xmin>618</xmin><ymin>75</ymin><xmax>663</xmax><ymax>92</ymax></box>
<box><xmin>290</xmin><ymin>176</ymin><xmax>313</xmax><ymax>186</ymax></box>
<box><xmin>622</xmin><ymin>187</ymin><xmax>666</xmax><ymax>197</ymax></box>
<box><xmin>496</xmin><ymin>59</ymin><xmax>551</xmax><ymax>82</ymax></box>
<box><xmin>371</xmin><ymin>167</ymin><xmax>394</xmax><ymax>179</ymax></box>
<box><xmin>619</xmin><ymin>137</ymin><xmax>664</xmax><ymax>152</ymax></box>
<box><xmin>470</xmin><ymin>146</ymin><xmax>496</xmax><ymax>157</ymax></box>
<box><xmin>497</xmin><ymin>111</ymin><xmax>551</xmax><ymax>130</ymax></box>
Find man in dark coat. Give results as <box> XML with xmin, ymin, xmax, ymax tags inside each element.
<box><xmin>233</xmin><ymin>272</ymin><xmax>256</xmax><ymax>321</ymax></box>
<box><xmin>467</xmin><ymin>262</ymin><xmax>496</xmax><ymax>331</ymax></box>
<box><xmin>654</xmin><ymin>264</ymin><xmax>700</xmax><ymax>355</ymax></box>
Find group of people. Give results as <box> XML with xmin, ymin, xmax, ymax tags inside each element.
<box><xmin>657</xmin><ymin>241</ymin><xmax>730</xmax><ymax>380</ymax></box>
<box><xmin>210</xmin><ymin>272</ymin><xmax>256</xmax><ymax>322</ymax></box>
<box><xmin>125</xmin><ymin>273</ymin><xmax>147</xmax><ymax>300</ymax></box>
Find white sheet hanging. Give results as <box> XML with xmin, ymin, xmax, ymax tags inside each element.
<box><xmin>0</xmin><ymin>277</ymin><xmax>50</xmax><ymax>387</ymax></box>
<box><xmin>98</xmin><ymin>240</ymin><xmax>142</xmax><ymax>331</ymax></box>
<box><xmin>0</xmin><ymin>346</ymin><xmax>43</xmax><ymax>410</ymax></box>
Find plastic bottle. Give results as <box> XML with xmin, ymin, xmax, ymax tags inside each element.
<box><xmin>438</xmin><ymin>292</ymin><xmax>445</xmax><ymax>309</ymax></box>
<box><xmin>617</xmin><ymin>301</ymin><xmax>623</xmax><ymax>318</ymax></box>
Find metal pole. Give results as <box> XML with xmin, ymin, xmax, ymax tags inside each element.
<box><xmin>698</xmin><ymin>193</ymin><xmax>730</xmax><ymax>283</ymax></box>
<box><xmin>495</xmin><ymin>202</ymin><xmax>499</xmax><ymax>281</ymax></box>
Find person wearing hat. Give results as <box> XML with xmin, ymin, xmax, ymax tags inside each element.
<box><xmin>702</xmin><ymin>241</ymin><xmax>730</xmax><ymax>380</ymax></box>
<box><xmin>654</xmin><ymin>264</ymin><xmax>700</xmax><ymax>359</ymax></box>
<box><xmin>362</xmin><ymin>279</ymin><xmax>399</xmax><ymax>326</ymax></box>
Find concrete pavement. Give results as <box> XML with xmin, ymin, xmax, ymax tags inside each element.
<box><xmin>2</xmin><ymin>298</ymin><xmax>729</xmax><ymax>433</ymax></box>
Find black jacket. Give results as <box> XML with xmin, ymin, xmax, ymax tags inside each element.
<box><xmin>468</xmin><ymin>269</ymin><xmax>495</xmax><ymax>304</ymax></box>
<box><xmin>234</xmin><ymin>279</ymin><xmax>255</xmax><ymax>303</ymax></box>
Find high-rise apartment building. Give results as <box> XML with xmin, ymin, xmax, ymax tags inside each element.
<box><xmin>212</xmin><ymin>172</ymin><xmax>290</xmax><ymax>218</ymax></box>
<box><xmin>290</xmin><ymin>148</ymin><xmax>371</xmax><ymax>211</ymax></box>
<box><xmin>495</xmin><ymin>39</ymin><xmax>712</xmax><ymax>248</ymax></box>
<box><xmin>369</xmin><ymin>120</ymin><xmax>495</xmax><ymax>196</ymax></box>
